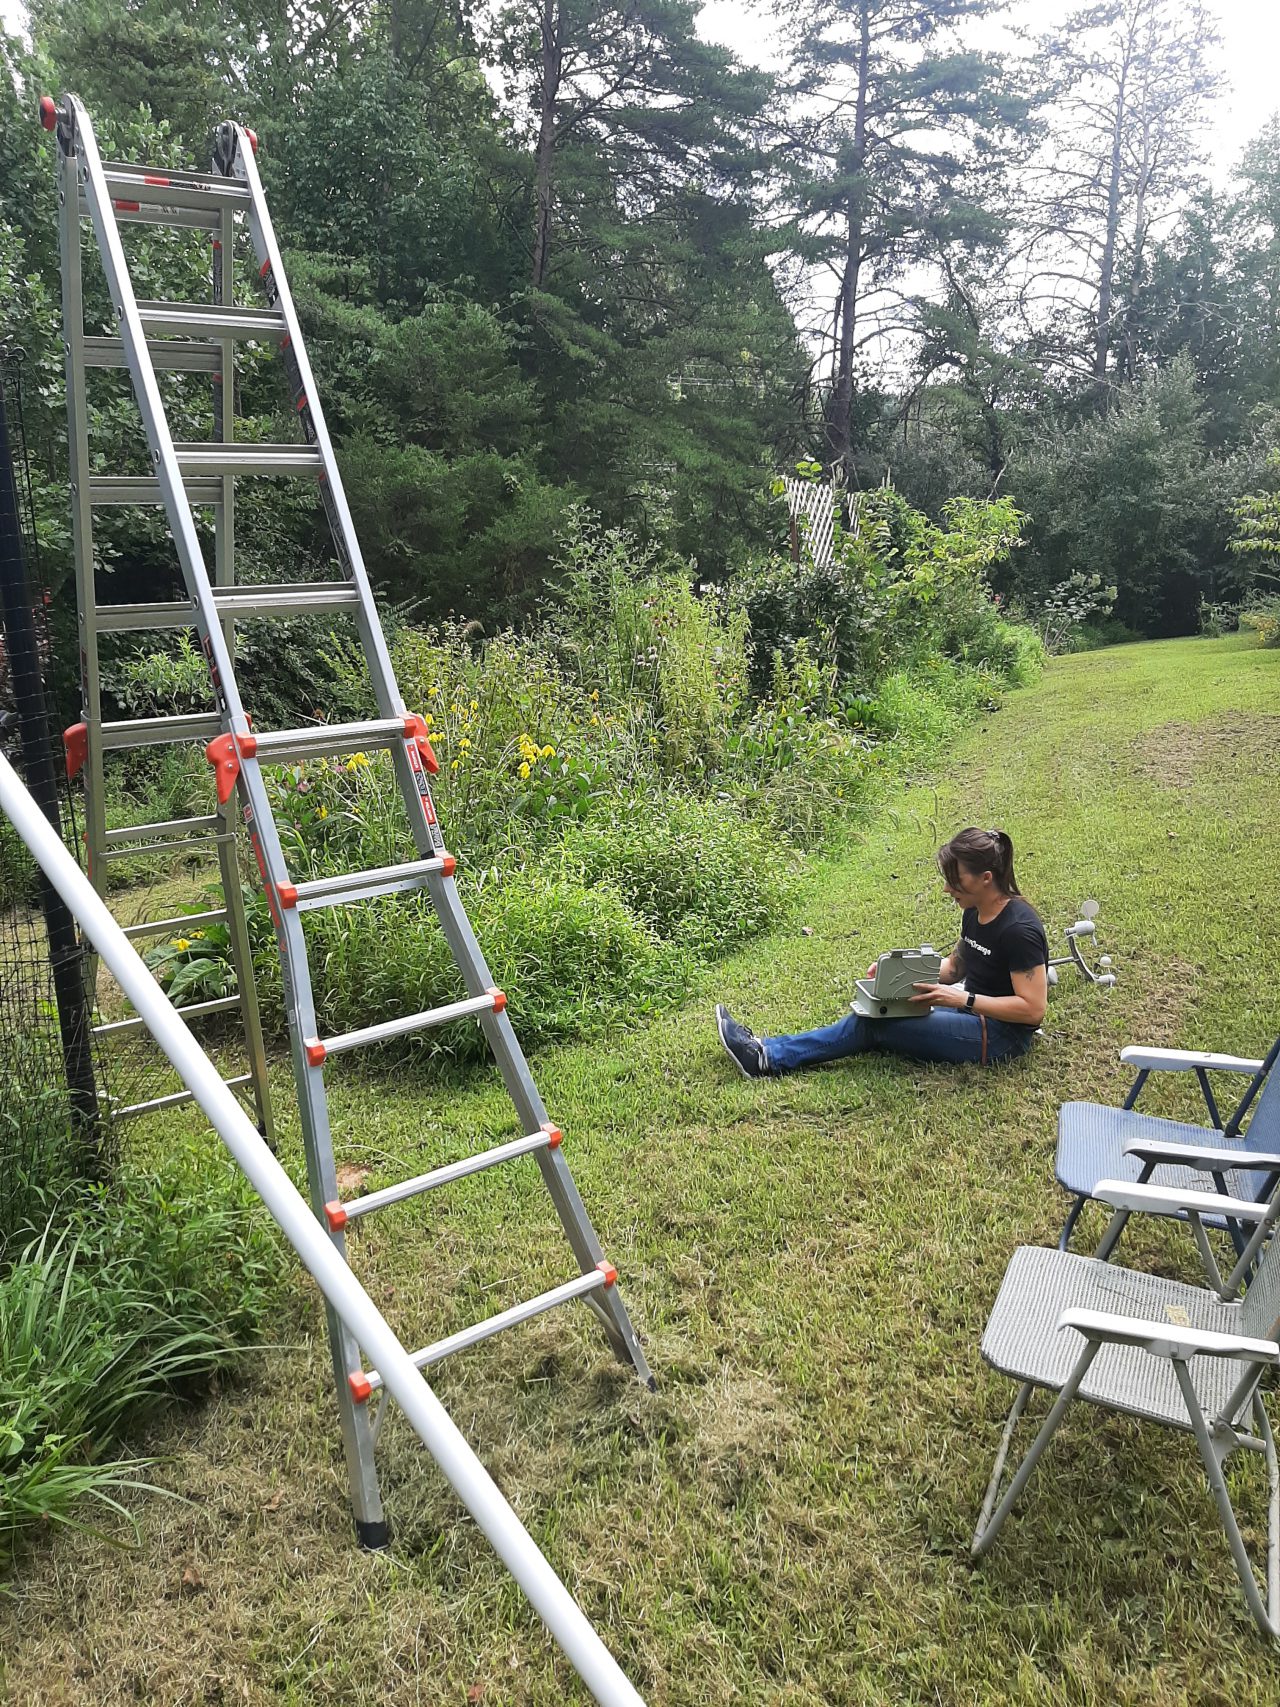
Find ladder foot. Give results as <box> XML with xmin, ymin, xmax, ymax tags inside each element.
<box><xmin>645</xmin><ymin>1375</ymin><xmax>658</xmax><ymax>1393</ymax></box>
<box><xmin>355</xmin><ymin>1517</ymin><xmax>391</xmax><ymax>1551</ymax></box>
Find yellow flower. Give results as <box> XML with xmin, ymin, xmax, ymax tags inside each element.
<box><xmin>449</xmin><ymin>703</ymin><xmax>460</xmax><ymax>715</ymax></box>
<box><xmin>518</xmin><ymin>761</ymin><xmax>531</xmax><ymax>780</ymax></box>
<box><xmin>421</xmin><ymin>711</ymin><xmax>432</xmax><ymax>729</ymax></box>
<box><xmin>345</xmin><ymin>751</ymin><xmax>370</xmax><ymax>772</ymax></box>
<box><xmin>459</xmin><ymin>738</ymin><xmax>471</xmax><ymax>751</ymax></box>
<box><xmin>428</xmin><ymin>684</ymin><xmax>439</xmax><ymax>699</ymax></box>
<box><xmin>173</xmin><ymin>938</ymin><xmax>190</xmax><ymax>951</ymax></box>
<box><xmin>590</xmin><ymin>714</ymin><xmax>600</xmax><ymax>727</ymax></box>
<box><xmin>469</xmin><ymin>698</ymin><xmax>478</xmax><ymax>711</ymax></box>
<box><xmin>318</xmin><ymin>804</ymin><xmax>328</xmax><ymax>819</ymax></box>
<box><xmin>540</xmin><ymin>744</ymin><xmax>555</xmax><ymax>759</ymax></box>
<box><xmin>192</xmin><ymin>931</ymin><xmax>205</xmax><ymax>940</ymax></box>
<box><xmin>589</xmin><ymin>690</ymin><xmax>599</xmax><ymax>702</ymax></box>
<box><xmin>450</xmin><ymin>759</ymin><xmax>460</xmax><ymax>771</ymax></box>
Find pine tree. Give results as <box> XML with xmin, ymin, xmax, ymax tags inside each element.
<box><xmin>778</xmin><ymin>0</ymin><xmax>1023</xmax><ymax>479</ymax></box>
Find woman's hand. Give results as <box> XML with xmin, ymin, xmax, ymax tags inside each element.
<box><xmin>866</xmin><ymin>961</ymin><xmax>878</xmax><ymax>980</ymax></box>
<box><xmin>910</xmin><ymin>981</ymin><xmax>968</xmax><ymax>1010</ymax></box>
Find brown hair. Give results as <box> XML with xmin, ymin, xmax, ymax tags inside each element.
<box><xmin>937</xmin><ymin>827</ymin><xmax>1020</xmax><ymax>896</ymax></box>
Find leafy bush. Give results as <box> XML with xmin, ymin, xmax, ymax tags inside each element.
<box><xmin>0</xmin><ymin>1144</ymin><xmax>286</xmax><ymax>1559</ymax></box>
<box><xmin>1025</xmin><ymin>573</ymin><xmax>1119</xmax><ymax>654</ymax></box>
<box><xmin>732</xmin><ymin>484</ymin><xmax>1026</xmax><ymax>695</ymax></box>
<box><xmin>275</xmin><ymin>872</ymin><xmax>689</xmax><ymax>1062</ymax></box>
<box><xmin>1005</xmin><ymin>359</ymin><xmax>1253</xmax><ymax>637</ymax></box>
<box><xmin>560</xmin><ymin>795</ymin><xmax>788</xmax><ymax>956</ymax></box>
<box><xmin>1240</xmin><ymin>595</ymin><xmax>1280</xmax><ymax>647</ymax></box>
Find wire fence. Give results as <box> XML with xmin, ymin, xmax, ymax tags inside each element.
<box><xmin>0</xmin><ymin>345</ymin><xmax>117</xmax><ymax>1254</ymax></box>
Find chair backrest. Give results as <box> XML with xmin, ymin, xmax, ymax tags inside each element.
<box><xmin>1234</xmin><ymin>1035</ymin><xmax>1280</xmax><ymax>1153</ymax></box>
<box><xmin>1237</xmin><ymin>1202</ymin><xmax>1280</xmax><ymax>1341</ymax></box>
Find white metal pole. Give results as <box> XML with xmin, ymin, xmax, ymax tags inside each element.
<box><xmin>0</xmin><ymin>752</ymin><xmax>646</xmax><ymax>1707</ymax></box>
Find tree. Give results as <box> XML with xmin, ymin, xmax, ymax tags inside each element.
<box><xmin>777</xmin><ymin>0</ymin><xmax>1024</xmax><ymax>480</ymax></box>
<box><xmin>1018</xmin><ymin>0</ymin><xmax>1220</xmax><ymax>403</ymax></box>
<box><xmin>1004</xmin><ymin>357</ymin><xmax>1253</xmax><ymax>634</ymax></box>
<box><xmin>484</xmin><ymin>0</ymin><xmax>770</xmax><ymax>290</ymax></box>
<box><xmin>481</xmin><ymin>0</ymin><xmax>807</xmax><ymax>568</ymax></box>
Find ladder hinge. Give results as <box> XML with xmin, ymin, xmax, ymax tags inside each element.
<box><xmin>206</xmin><ymin>731</ymin><xmax>251</xmax><ymax>804</ymax></box>
<box><xmin>403</xmin><ymin>713</ymin><xmax>439</xmax><ymax>774</ymax></box>
<box><xmin>63</xmin><ymin>721</ymin><xmax>88</xmax><ymax>780</ymax></box>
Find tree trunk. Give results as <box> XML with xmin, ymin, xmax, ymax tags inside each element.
<box><xmin>827</xmin><ymin>1</ymin><xmax>871</xmax><ymax>478</ymax></box>
<box><xmin>531</xmin><ymin>0</ymin><xmax>563</xmax><ymax>290</ymax></box>
<box><xmin>1094</xmin><ymin>18</ymin><xmax>1135</xmax><ymax>405</ymax></box>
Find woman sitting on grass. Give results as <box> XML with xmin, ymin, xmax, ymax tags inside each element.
<box><xmin>716</xmin><ymin>827</ymin><xmax>1048</xmax><ymax>1077</ymax></box>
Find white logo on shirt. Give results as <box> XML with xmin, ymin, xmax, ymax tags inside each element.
<box><xmin>963</xmin><ymin>935</ymin><xmax>992</xmax><ymax>957</ymax></box>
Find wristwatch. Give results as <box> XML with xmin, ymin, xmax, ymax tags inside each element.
<box><xmin>965</xmin><ymin>991</ymin><xmax>977</xmax><ymax>1012</ymax></box>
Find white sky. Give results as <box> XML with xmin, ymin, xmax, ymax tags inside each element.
<box><xmin>699</xmin><ymin>0</ymin><xmax>1280</xmax><ymax>188</ymax></box>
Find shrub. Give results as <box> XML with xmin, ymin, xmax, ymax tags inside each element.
<box><xmin>1240</xmin><ymin>595</ymin><xmax>1280</xmax><ymax>648</ymax></box>
<box><xmin>858</xmin><ymin>657</ymin><xmax>1004</xmax><ymax>755</ymax></box>
<box><xmin>560</xmin><ymin>795</ymin><xmax>789</xmax><ymax>957</ymax></box>
<box><xmin>278</xmin><ymin>871</ymin><xmax>689</xmax><ymax>1062</ymax></box>
<box><xmin>725</xmin><ymin>642</ymin><xmax>877</xmax><ymax>846</ymax></box>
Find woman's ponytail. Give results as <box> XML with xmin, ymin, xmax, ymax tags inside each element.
<box><xmin>988</xmin><ymin>828</ymin><xmax>1019</xmax><ymax>895</ymax></box>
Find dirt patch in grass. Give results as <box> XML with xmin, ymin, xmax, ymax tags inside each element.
<box><xmin>1131</xmin><ymin>713</ymin><xmax>1280</xmax><ymax>790</ymax></box>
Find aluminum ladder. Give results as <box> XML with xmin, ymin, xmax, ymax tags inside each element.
<box><xmin>46</xmin><ymin>93</ymin><xmax>653</xmax><ymax>1547</ymax></box>
<box><xmin>51</xmin><ymin>98</ymin><xmax>272</xmax><ymax>1141</ymax></box>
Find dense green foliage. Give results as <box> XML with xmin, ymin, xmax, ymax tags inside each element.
<box><xmin>4</xmin><ymin>2</ymin><xmax>1280</xmax><ymax>645</ymax></box>
<box><xmin>133</xmin><ymin>505</ymin><xmax>1039</xmax><ymax>1057</ymax></box>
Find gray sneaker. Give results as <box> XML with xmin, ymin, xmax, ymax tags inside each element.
<box><xmin>716</xmin><ymin>1004</ymin><xmax>767</xmax><ymax>1078</ymax></box>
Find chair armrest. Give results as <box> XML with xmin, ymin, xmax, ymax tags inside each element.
<box><xmin>1058</xmin><ymin>1307</ymin><xmax>1280</xmax><ymax>1364</ymax></box>
<box><xmin>1120</xmin><ymin>1046</ymin><xmax>1265</xmax><ymax>1074</ymax></box>
<box><xmin>1121</xmin><ymin>1137</ymin><xmax>1280</xmax><ymax>1173</ymax></box>
<box><xmin>1094</xmin><ymin>1178</ymin><xmax>1271</xmax><ymax>1222</ymax></box>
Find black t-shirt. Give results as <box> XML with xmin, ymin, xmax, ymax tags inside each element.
<box><xmin>957</xmin><ymin>897</ymin><xmax>1048</xmax><ymax>1012</ymax></box>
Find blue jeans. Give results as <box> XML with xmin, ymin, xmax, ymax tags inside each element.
<box><xmin>761</xmin><ymin>1007</ymin><xmax>1036</xmax><ymax>1074</ymax></box>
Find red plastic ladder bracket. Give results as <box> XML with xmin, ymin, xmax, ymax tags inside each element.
<box><xmin>403</xmin><ymin>713</ymin><xmax>439</xmax><ymax>774</ymax></box>
<box><xmin>63</xmin><ymin>722</ymin><xmax>88</xmax><ymax>780</ymax></box>
<box><xmin>206</xmin><ymin>732</ymin><xmax>257</xmax><ymax>805</ymax></box>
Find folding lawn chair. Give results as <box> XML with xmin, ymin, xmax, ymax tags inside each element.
<box><xmin>972</xmin><ymin>1182</ymin><xmax>1280</xmax><ymax>1635</ymax></box>
<box><xmin>1055</xmin><ymin>1034</ymin><xmax>1280</xmax><ymax>1289</ymax></box>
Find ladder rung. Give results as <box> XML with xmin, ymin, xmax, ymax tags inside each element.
<box><xmin>289</xmin><ymin>853</ymin><xmax>455</xmax><ymax>913</ymax></box>
<box><xmin>95</xmin><ymin>583</ymin><xmax>360</xmax><ymax>631</ymax></box>
<box><xmin>90</xmin><ymin>475</ymin><xmax>223</xmax><ymax>507</ymax></box>
<box><xmin>103</xmin><ymin>814</ymin><xmax>222</xmax><ymax>846</ymax></box>
<box><xmin>101</xmin><ymin>712</ymin><xmax>222</xmax><ymax>750</ymax></box>
<box><xmin>122</xmin><ymin>907</ymin><xmax>229</xmax><ymax>942</ymax></box>
<box><xmin>101</xmin><ymin>159</ymin><xmax>242</xmax><ymax>189</ymax></box>
<box><xmin>111</xmin><ymin>1073</ymin><xmax>251</xmax><ymax>1121</ymax></box>
<box><xmin>173</xmin><ymin>443</ymin><xmax>323</xmax><ymax>478</ymax></box>
<box><xmin>306</xmin><ymin>989</ymin><xmax>505</xmax><ymax>1064</ymax></box>
<box><xmin>80</xmin><ymin>193</ymin><xmax>221</xmax><ymax>232</ymax></box>
<box><xmin>248</xmin><ymin>716</ymin><xmax>410</xmax><ymax>765</ymax></box>
<box><xmin>326</xmin><ymin>1127</ymin><xmax>560</xmax><ymax>1229</ymax></box>
<box><xmin>357</xmin><ymin>1267</ymin><xmax>615</xmax><ymax>1395</ymax></box>
<box><xmin>99</xmin><ymin>830</ymin><xmax>223</xmax><ymax>863</ymax></box>
<box><xmin>136</xmin><ymin>301</ymin><xmax>286</xmax><ymax>341</ymax></box>
<box><xmin>94</xmin><ymin>995</ymin><xmax>241</xmax><ymax>1038</ymax></box>
<box><xmin>100</xmin><ymin>166</ymin><xmax>250</xmax><ymax>210</ymax></box>
<box><xmin>83</xmin><ymin>335</ymin><xmax>222</xmax><ymax>373</ymax></box>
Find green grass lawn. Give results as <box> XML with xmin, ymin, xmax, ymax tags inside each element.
<box><xmin>3</xmin><ymin>634</ymin><xmax>1279</xmax><ymax>1705</ymax></box>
